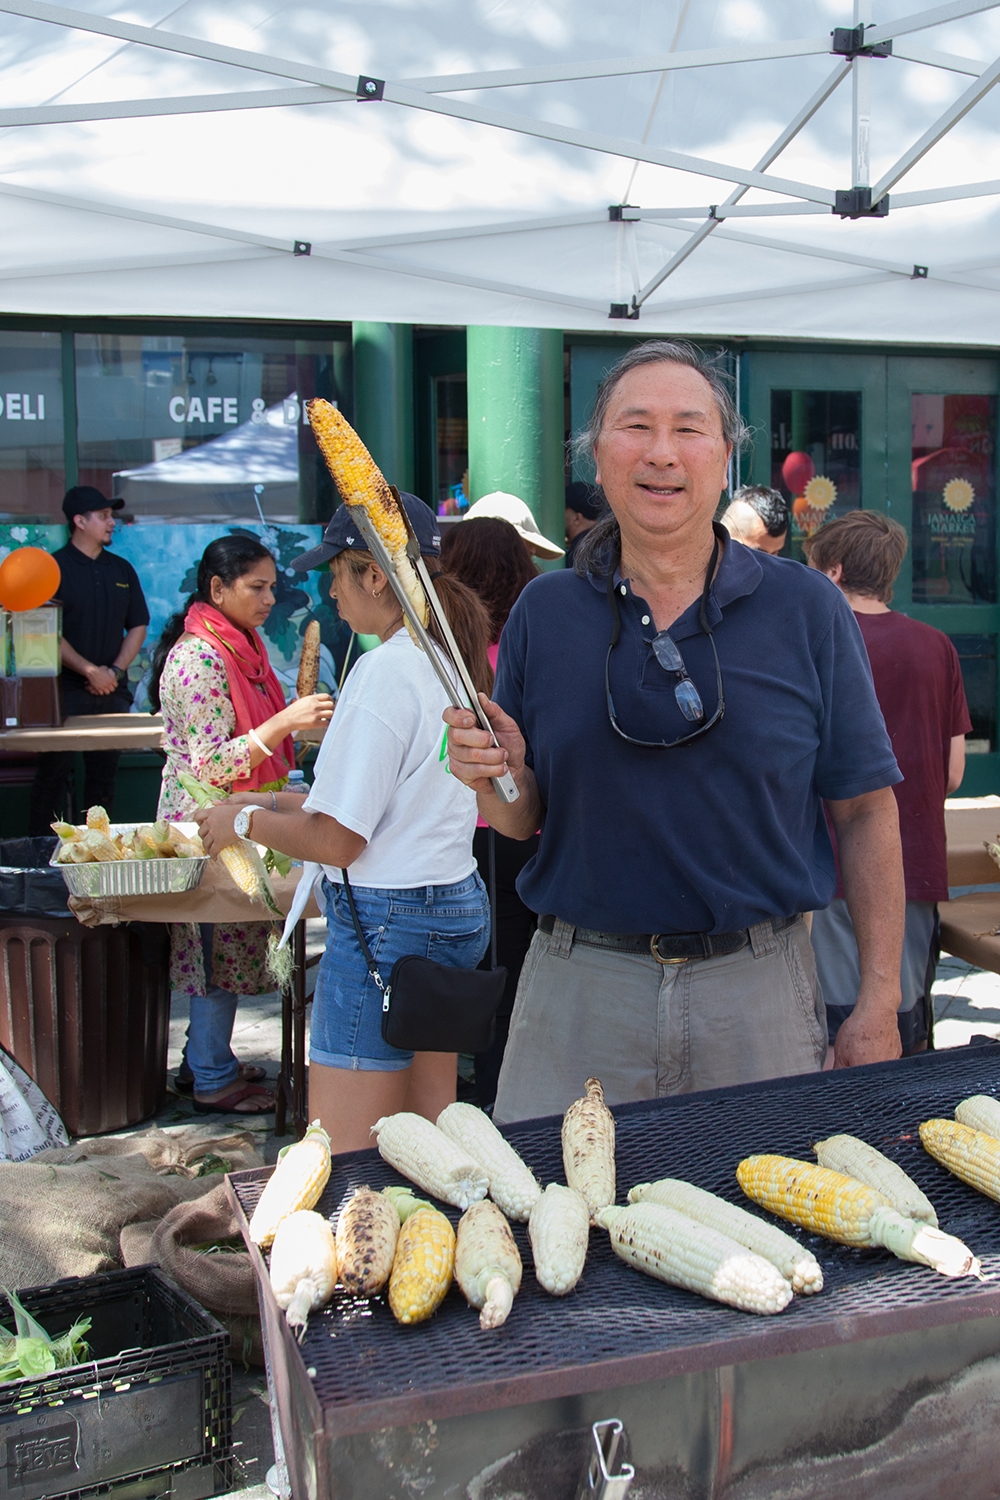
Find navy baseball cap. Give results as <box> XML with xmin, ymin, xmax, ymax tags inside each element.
<box><xmin>291</xmin><ymin>492</ymin><xmax>441</xmax><ymax>572</ymax></box>
<box><xmin>62</xmin><ymin>485</ymin><xmax>124</xmax><ymax>520</ymax></box>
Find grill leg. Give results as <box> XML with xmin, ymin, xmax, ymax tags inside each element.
<box><xmin>576</xmin><ymin>1419</ymin><xmax>634</xmax><ymax>1500</ymax></box>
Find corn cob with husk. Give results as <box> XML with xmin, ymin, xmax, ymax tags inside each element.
<box><xmin>372</xmin><ymin>1112</ymin><xmax>489</xmax><ymax>1210</ymax></box>
<box><xmin>920</xmin><ymin>1117</ymin><xmax>1000</xmax><ymax>1203</ymax></box>
<box><xmin>268</xmin><ymin>1209</ymin><xmax>338</xmax><ymax>1340</ymax></box>
<box><xmin>297</xmin><ymin>619</ymin><xmax>322</xmax><ymax>699</ymax></box>
<box><xmin>177</xmin><ymin>771</ymin><xmax>282</xmax><ymax>917</ymax></box>
<box><xmin>248</xmin><ymin>1121</ymin><xmax>332</xmax><ymax>1248</ymax></box>
<box><xmin>628</xmin><ymin>1178</ymin><xmax>823</xmax><ymax>1294</ymax></box>
<box><xmin>386</xmin><ymin>1189</ymin><xmax>456</xmax><ymax>1325</ymax></box>
<box><xmin>528</xmin><ymin>1182</ymin><xmax>590</xmax><ymax>1296</ymax></box>
<box><xmin>562</xmin><ymin>1077</ymin><xmax>616</xmax><ymax>1223</ymax></box>
<box><xmin>306</xmin><ymin>399</ymin><xmax>428</xmax><ymax>636</ymax></box>
<box><xmin>955</xmin><ymin>1094</ymin><xmax>1000</xmax><ymax>1140</ymax></box>
<box><xmin>813</xmin><ymin>1134</ymin><xmax>938</xmax><ymax>1226</ymax></box>
<box><xmin>436</xmin><ymin>1102</ymin><xmax>541</xmax><ymax>1222</ymax></box>
<box><xmin>454</xmin><ymin>1200</ymin><xmax>522</xmax><ymax>1330</ymax></box>
<box><xmin>335</xmin><ymin>1187</ymin><xmax>400</xmax><ymax>1296</ymax></box>
<box><xmin>599</xmin><ymin>1201</ymin><xmax>794</xmax><ymax>1315</ymax></box>
<box><xmin>737</xmin><ymin>1154</ymin><xmax>981</xmax><ymax>1278</ymax></box>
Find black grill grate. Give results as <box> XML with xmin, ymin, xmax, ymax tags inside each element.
<box><xmin>231</xmin><ymin>1047</ymin><xmax>1000</xmax><ymax>1428</ymax></box>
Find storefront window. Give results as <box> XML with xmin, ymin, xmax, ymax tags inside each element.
<box><xmin>770</xmin><ymin>390</ymin><xmax>861</xmax><ymax>557</ymax></box>
<box><xmin>75</xmin><ymin>332</ymin><xmax>351</xmax><ymax>523</ymax></box>
<box><xmin>911</xmin><ymin>394</ymin><xmax>997</xmax><ymax>605</ymax></box>
<box><xmin>951</xmin><ymin>634</ymin><xmax>996</xmax><ymax>753</ymax></box>
<box><xmin>434</xmin><ymin>373</ymin><xmax>468</xmax><ymax>516</ymax></box>
<box><xmin>0</xmin><ymin>331</ymin><xmax>64</xmax><ymax>521</ymax></box>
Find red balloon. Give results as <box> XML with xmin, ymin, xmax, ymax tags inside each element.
<box><xmin>0</xmin><ymin>547</ymin><xmax>61</xmax><ymax>612</ymax></box>
<box><xmin>782</xmin><ymin>451</ymin><xmax>815</xmax><ymax>495</ymax></box>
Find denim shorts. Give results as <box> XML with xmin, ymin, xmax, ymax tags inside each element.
<box><xmin>310</xmin><ymin>872</ymin><xmax>491</xmax><ymax>1071</ymax></box>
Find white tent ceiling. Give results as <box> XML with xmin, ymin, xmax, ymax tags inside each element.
<box><xmin>4</xmin><ymin>0</ymin><xmax>1000</xmax><ymax>341</ymax></box>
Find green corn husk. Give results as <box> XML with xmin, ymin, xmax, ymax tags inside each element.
<box><xmin>0</xmin><ymin>1289</ymin><xmax>91</xmax><ymax>1385</ymax></box>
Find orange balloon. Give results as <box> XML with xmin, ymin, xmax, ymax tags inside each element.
<box><xmin>792</xmin><ymin>495</ymin><xmax>810</xmax><ymax>517</ymax></box>
<box><xmin>0</xmin><ymin>547</ymin><xmax>61</xmax><ymax>612</ymax></box>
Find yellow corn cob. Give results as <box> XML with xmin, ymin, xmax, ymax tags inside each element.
<box><xmin>436</xmin><ymin>1102</ymin><xmax>541</xmax><ymax>1222</ymax></box>
<box><xmin>85</xmin><ymin>805</ymin><xmax>111</xmax><ymax>836</ymax></box>
<box><xmin>562</xmin><ymin>1077</ymin><xmax>616</xmax><ymax>1223</ymax></box>
<box><xmin>297</xmin><ymin>619</ymin><xmax>322</xmax><ymax>699</ymax></box>
<box><xmin>388</xmin><ymin>1205</ymin><xmax>456</xmax><ymax>1325</ymax></box>
<box><xmin>921</xmin><ymin>1117</ymin><xmax>1000</xmax><ymax>1202</ymax></box>
<box><xmin>306</xmin><ymin>399</ymin><xmax>428</xmax><ymax>632</ymax></box>
<box><xmin>955</xmin><ymin>1094</ymin><xmax>1000</xmax><ymax>1140</ymax></box>
<box><xmin>737</xmin><ymin>1154</ymin><xmax>980</xmax><ymax>1278</ymax></box>
<box><xmin>219</xmin><ymin>839</ymin><xmax>282</xmax><ymax>917</ymax></box>
<box><xmin>248</xmin><ymin>1120</ymin><xmax>332</xmax><ymax>1248</ymax></box>
<box><xmin>598</xmin><ymin>1202</ymin><xmax>793</xmax><ymax>1315</ymax></box>
<box><xmin>628</xmin><ymin>1178</ymin><xmax>823</xmax><ymax>1294</ymax></box>
<box><xmin>527</xmin><ymin>1182</ymin><xmax>590</xmax><ymax>1296</ymax></box>
<box><xmin>81</xmin><ymin>828</ymin><xmax>123</xmax><ymax>861</ymax></box>
<box><xmin>814</xmin><ymin>1135</ymin><xmax>938</xmax><ymax>1227</ymax></box>
<box><xmin>268</xmin><ymin>1209</ymin><xmax>338</xmax><ymax>1341</ymax></box>
<box><xmin>372</xmin><ymin>1112</ymin><xmax>489</xmax><ymax>1210</ymax></box>
<box><xmin>335</xmin><ymin>1187</ymin><xmax>400</xmax><ymax>1296</ymax></box>
<box><xmin>454</xmin><ymin>1200</ymin><xmax>522</xmax><ymax>1330</ymax></box>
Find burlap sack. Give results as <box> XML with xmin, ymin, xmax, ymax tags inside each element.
<box><xmin>34</xmin><ymin>1123</ymin><xmax>263</xmax><ymax>1177</ymax></box>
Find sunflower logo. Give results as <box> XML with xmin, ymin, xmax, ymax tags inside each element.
<box><xmin>804</xmin><ymin>475</ymin><xmax>837</xmax><ymax>511</ymax></box>
<box><xmin>943</xmin><ymin>478</ymin><xmax>974</xmax><ymax>513</ymax></box>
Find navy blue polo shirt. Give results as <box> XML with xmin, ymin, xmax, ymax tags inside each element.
<box><xmin>493</xmin><ymin>538</ymin><xmax>900</xmax><ymax>936</ymax></box>
<box><xmin>53</xmin><ymin>542</ymin><xmax>150</xmax><ymax>695</ymax></box>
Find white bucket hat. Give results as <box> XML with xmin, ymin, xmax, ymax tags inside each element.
<box><xmin>463</xmin><ymin>492</ymin><xmax>565</xmax><ymax>559</ymax></box>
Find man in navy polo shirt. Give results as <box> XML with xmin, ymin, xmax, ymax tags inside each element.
<box><xmin>445</xmin><ymin>341</ymin><xmax>906</xmax><ymax>1123</ymax></box>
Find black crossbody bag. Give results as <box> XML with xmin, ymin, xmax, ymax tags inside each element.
<box><xmin>340</xmin><ymin>830</ymin><xmax>507</xmax><ymax>1053</ymax></box>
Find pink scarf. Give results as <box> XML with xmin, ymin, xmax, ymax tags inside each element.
<box><xmin>184</xmin><ymin>602</ymin><xmax>293</xmax><ymax>790</ymax></box>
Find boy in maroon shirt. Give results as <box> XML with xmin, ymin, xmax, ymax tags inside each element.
<box><xmin>806</xmin><ymin>512</ymin><xmax>970</xmax><ymax>1053</ymax></box>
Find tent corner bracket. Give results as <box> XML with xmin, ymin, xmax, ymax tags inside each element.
<box><xmin>833</xmin><ymin>187</ymin><xmax>890</xmax><ymax>218</ymax></box>
<box><xmin>831</xmin><ymin>25</ymin><xmax>892</xmax><ymax>60</ymax></box>
<box><xmin>609</xmin><ymin>300</ymin><xmax>640</xmax><ymax>320</ymax></box>
<box><xmin>609</xmin><ymin>205</ymin><xmax>641</xmax><ymax>221</ymax></box>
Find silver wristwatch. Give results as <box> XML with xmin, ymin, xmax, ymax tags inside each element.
<box><xmin>233</xmin><ymin>806</ymin><xmax>256</xmax><ymax>841</ymax></box>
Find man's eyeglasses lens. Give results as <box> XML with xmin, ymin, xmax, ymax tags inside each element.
<box><xmin>651</xmin><ymin>632</ymin><xmax>705</xmax><ymax>723</ymax></box>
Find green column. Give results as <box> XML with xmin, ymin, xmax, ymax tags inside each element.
<box><xmin>466</xmin><ymin>327</ymin><xmax>565</xmax><ymax>555</ymax></box>
<box><xmin>351</xmin><ymin>323</ymin><xmax>414</xmax><ymax>492</ymax></box>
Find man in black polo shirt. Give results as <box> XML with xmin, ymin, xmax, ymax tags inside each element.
<box><xmin>28</xmin><ymin>487</ymin><xmax>150</xmax><ymax>833</ymax></box>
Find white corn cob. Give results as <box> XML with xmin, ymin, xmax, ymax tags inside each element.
<box><xmin>527</xmin><ymin>1183</ymin><xmax>590</xmax><ymax>1296</ymax></box>
<box><xmin>436</xmin><ymin>1103</ymin><xmax>541</xmax><ymax>1222</ymax></box>
<box><xmin>562</xmin><ymin>1077</ymin><xmax>616</xmax><ymax>1223</ymax></box>
<box><xmin>372</xmin><ymin>1112</ymin><xmax>488</xmax><ymax>1210</ymax></box>
<box><xmin>814</xmin><ymin>1134</ymin><xmax>938</xmax><ymax>1226</ymax></box>
<box><xmin>268</xmin><ymin>1209</ymin><xmax>338</xmax><ymax>1341</ymax></box>
<box><xmin>454</xmin><ymin>1200</ymin><xmax>523</xmax><ymax>1330</ymax></box>
<box><xmin>628</xmin><ymin>1178</ymin><xmax>823</xmax><ymax>1294</ymax></box>
<box><xmin>248</xmin><ymin>1121</ymin><xmax>332</xmax><ymax>1248</ymax></box>
<box><xmin>955</xmin><ymin>1095</ymin><xmax>1000</xmax><ymax>1140</ymax></box>
<box><xmin>598</xmin><ymin>1202</ymin><xmax>793</xmax><ymax>1315</ymax></box>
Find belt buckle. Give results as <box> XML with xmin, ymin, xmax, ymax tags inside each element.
<box><xmin>651</xmin><ymin>934</ymin><xmax>688</xmax><ymax>966</ymax></box>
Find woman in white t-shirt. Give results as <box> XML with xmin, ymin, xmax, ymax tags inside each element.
<box><xmin>195</xmin><ymin>495</ymin><xmax>494</xmax><ymax>1151</ymax></box>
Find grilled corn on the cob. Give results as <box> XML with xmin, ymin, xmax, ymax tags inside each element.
<box><xmin>527</xmin><ymin>1183</ymin><xmax>590</xmax><ymax>1296</ymax></box>
<box><xmin>628</xmin><ymin>1178</ymin><xmax>823</xmax><ymax>1294</ymax></box>
<box><xmin>737</xmin><ymin>1154</ymin><xmax>980</xmax><ymax>1278</ymax></box>
<box><xmin>454</xmin><ymin>1200</ymin><xmax>522</xmax><ymax>1330</ymax></box>
<box><xmin>388</xmin><ymin>1204</ymin><xmax>456</xmax><ymax>1325</ymax></box>
<box><xmin>598</xmin><ymin>1202</ymin><xmax>794</xmax><ymax>1315</ymax></box>
<box><xmin>335</xmin><ymin>1187</ymin><xmax>399</xmax><ymax>1296</ymax></box>
<box><xmin>268</xmin><ymin>1209</ymin><xmax>338</xmax><ymax>1340</ymax></box>
<box><xmin>562</xmin><ymin>1077</ymin><xmax>616</xmax><ymax>1223</ymax></box>
<box><xmin>436</xmin><ymin>1102</ymin><xmax>541</xmax><ymax>1222</ymax></box>
<box><xmin>920</xmin><ymin>1117</ymin><xmax>1000</xmax><ymax>1202</ymax></box>
<box><xmin>296</xmin><ymin>619</ymin><xmax>322</xmax><ymax>699</ymax></box>
<box><xmin>372</xmin><ymin>1112</ymin><xmax>489</xmax><ymax>1210</ymax></box>
<box><xmin>248</xmin><ymin>1120</ymin><xmax>332</xmax><ymax>1248</ymax></box>
<box><xmin>955</xmin><ymin>1094</ymin><xmax>1000</xmax><ymax>1140</ymax></box>
<box><xmin>814</xmin><ymin>1134</ymin><xmax>938</xmax><ymax>1226</ymax></box>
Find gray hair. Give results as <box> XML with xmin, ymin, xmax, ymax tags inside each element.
<box><xmin>572</xmin><ymin>341</ymin><xmax>749</xmax><ymax>576</ymax></box>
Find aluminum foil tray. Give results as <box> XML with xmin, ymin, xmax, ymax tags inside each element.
<box><xmin>51</xmin><ymin>822</ymin><xmax>208</xmax><ymax>898</ymax></box>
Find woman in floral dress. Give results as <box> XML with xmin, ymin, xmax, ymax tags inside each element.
<box><xmin>150</xmin><ymin>535</ymin><xmax>333</xmax><ymax>1113</ymax></box>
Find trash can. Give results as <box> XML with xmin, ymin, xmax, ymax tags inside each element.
<box><xmin>0</xmin><ymin>837</ymin><xmax>170</xmax><ymax>1135</ymax></box>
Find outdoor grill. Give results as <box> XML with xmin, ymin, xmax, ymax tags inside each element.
<box><xmin>229</xmin><ymin>1046</ymin><xmax>1000</xmax><ymax>1500</ymax></box>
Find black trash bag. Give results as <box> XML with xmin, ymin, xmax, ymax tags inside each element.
<box><xmin>0</xmin><ymin>836</ymin><xmax>72</xmax><ymax>918</ymax></box>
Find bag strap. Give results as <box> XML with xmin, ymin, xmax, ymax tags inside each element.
<box><xmin>340</xmin><ymin>868</ymin><xmax>391</xmax><ymax>1009</ymax></box>
<box><xmin>487</xmin><ymin>826</ymin><xmax>498</xmax><ymax>971</ymax></box>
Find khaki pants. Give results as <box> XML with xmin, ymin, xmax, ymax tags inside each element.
<box><xmin>493</xmin><ymin>916</ymin><xmax>826</xmax><ymax>1125</ymax></box>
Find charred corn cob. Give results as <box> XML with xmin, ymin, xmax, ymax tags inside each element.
<box><xmin>306</xmin><ymin>399</ymin><xmax>428</xmax><ymax>633</ymax></box>
<box><xmin>628</xmin><ymin>1178</ymin><xmax>823</xmax><ymax>1294</ymax></box>
<box><xmin>372</xmin><ymin>1113</ymin><xmax>489</xmax><ymax>1210</ymax></box>
<box><xmin>527</xmin><ymin>1183</ymin><xmax>590</xmax><ymax>1295</ymax></box>
<box><xmin>600</xmin><ymin>1202</ymin><xmax>793</xmax><ymax>1314</ymax></box>
<box><xmin>86</xmin><ymin>805</ymin><xmax>111</xmax><ymax>836</ymax></box>
<box><xmin>297</xmin><ymin>619</ymin><xmax>322</xmax><ymax>699</ymax></box>
<box><xmin>455</xmin><ymin>1200</ymin><xmax>522</xmax><ymax>1330</ymax></box>
<box><xmin>436</xmin><ymin>1103</ymin><xmax>541</xmax><ymax>1222</ymax></box>
<box><xmin>814</xmin><ymin>1135</ymin><xmax>938</xmax><ymax>1226</ymax></box>
<box><xmin>268</xmin><ymin>1209</ymin><xmax>338</xmax><ymax>1341</ymax></box>
<box><xmin>921</xmin><ymin>1117</ymin><xmax>1000</xmax><ymax>1202</ymax></box>
<box><xmin>562</xmin><ymin>1077</ymin><xmax>616</xmax><ymax>1223</ymax></box>
<box><xmin>248</xmin><ymin>1121</ymin><xmax>332</xmax><ymax>1248</ymax></box>
<box><xmin>737</xmin><ymin>1154</ymin><xmax>980</xmax><ymax>1278</ymax></box>
<box><xmin>955</xmin><ymin>1094</ymin><xmax>1000</xmax><ymax>1140</ymax></box>
<box><xmin>388</xmin><ymin>1204</ymin><xmax>456</xmax><ymax>1325</ymax></box>
<box><xmin>335</xmin><ymin>1187</ymin><xmax>400</xmax><ymax>1296</ymax></box>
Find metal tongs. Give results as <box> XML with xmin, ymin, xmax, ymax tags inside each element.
<box><xmin>346</xmin><ymin>500</ymin><xmax>520</xmax><ymax>804</ymax></box>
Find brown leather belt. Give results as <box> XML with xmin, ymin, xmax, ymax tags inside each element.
<box><xmin>537</xmin><ymin>913</ymin><xmax>799</xmax><ymax>964</ymax></box>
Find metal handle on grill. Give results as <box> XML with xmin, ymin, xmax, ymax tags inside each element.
<box><xmin>576</xmin><ymin>1419</ymin><xmax>634</xmax><ymax>1500</ymax></box>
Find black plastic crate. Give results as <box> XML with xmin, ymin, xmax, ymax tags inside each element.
<box><xmin>0</xmin><ymin>1266</ymin><xmax>232</xmax><ymax>1500</ymax></box>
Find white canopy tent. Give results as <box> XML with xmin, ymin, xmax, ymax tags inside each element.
<box><xmin>2</xmin><ymin>0</ymin><xmax>1000</xmax><ymax>341</ymax></box>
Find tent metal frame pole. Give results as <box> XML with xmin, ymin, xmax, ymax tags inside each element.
<box><xmin>871</xmin><ymin>50</ymin><xmax>1000</xmax><ymax>203</ymax></box>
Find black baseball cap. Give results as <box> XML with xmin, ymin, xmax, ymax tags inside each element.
<box><xmin>565</xmin><ymin>481</ymin><xmax>604</xmax><ymax>522</ymax></box>
<box><xmin>62</xmin><ymin>485</ymin><xmax>124</xmax><ymax>521</ymax></box>
<box><xmin>291</xmin><ymin>492</ymin><xmax>441</xmax><ymax>572</ymax></box>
